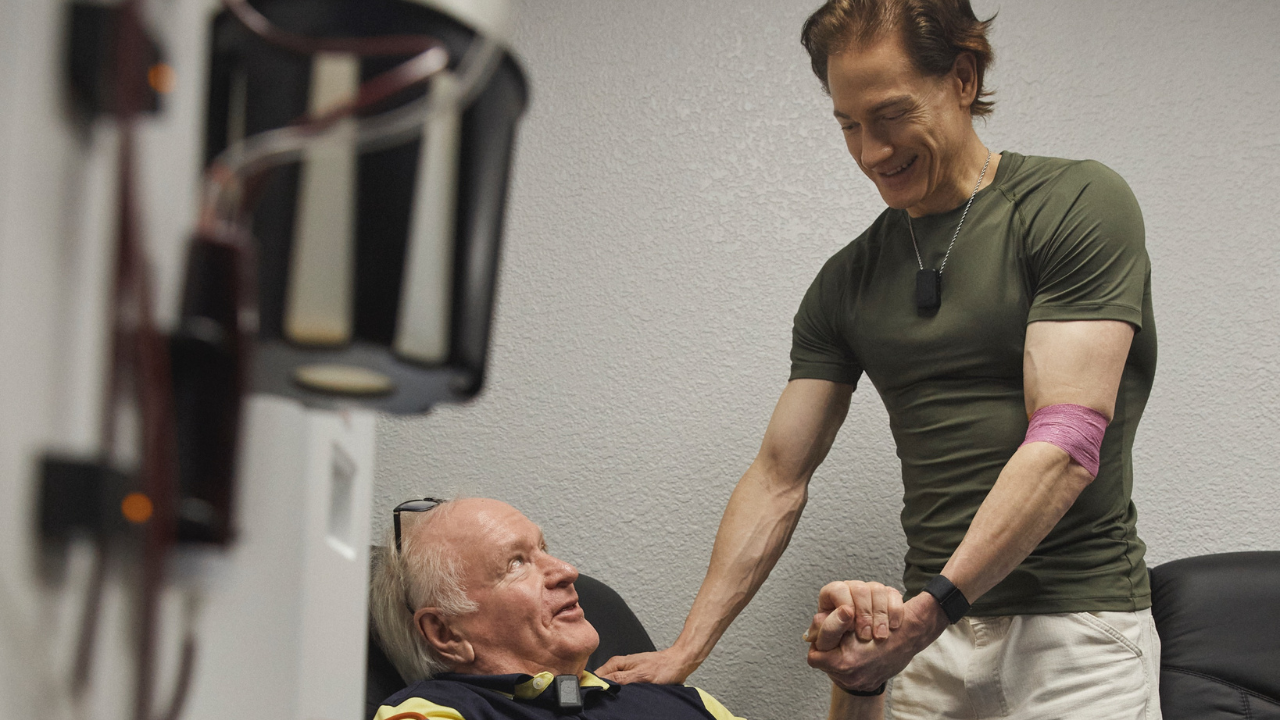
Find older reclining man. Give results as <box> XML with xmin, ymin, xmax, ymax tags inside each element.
<box><xmin>368</xmin><ymin>497</ymin><xmax>749</xmax><ymax>720</ymax></box>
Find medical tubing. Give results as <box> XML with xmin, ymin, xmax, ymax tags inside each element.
<box><xmin>222</xmin><ymin>0</ymin><xmax>441</xmax><ymax>56</ymax></box>
<box><xmin>206</xmin><ymin>34</ymin><xmax>499</xmax><ymax>218</ymax></box>
<box><xmin>102</xmin><ymin>3</ymin><xmax>183</xmax><ymax>719</ymax></box>
<box><xmin>206</xmin><ymin>0</ymin><xmax>502</xmax><ymax>232</ymax></box>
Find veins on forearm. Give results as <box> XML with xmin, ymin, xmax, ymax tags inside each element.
<box><xmin>941</xmin><ymin>443</ymin><xmax>1093</xmax><ymax>602</ymax></box>
<box><xmin>679</xmin><ymin>466</ymin><xmax>806</xmax><ymax>654</ymax></box>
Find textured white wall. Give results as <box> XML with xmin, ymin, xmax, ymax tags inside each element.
<box><xmin>376</xmin><ymin>1</ymin><xmax>1280</xmax><ymax>717</ymax></box>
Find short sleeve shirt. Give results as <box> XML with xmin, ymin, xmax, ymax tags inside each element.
<box><xmin>791</xmin><ymin>152</ymin><xmax>1156</xmax><ymax>614</ymax></box>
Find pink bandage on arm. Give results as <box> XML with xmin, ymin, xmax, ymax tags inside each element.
<box><xmin>1020</xmin><ymin>403</ymin><xmax>1109</xmax><ymax>476</ymax></box>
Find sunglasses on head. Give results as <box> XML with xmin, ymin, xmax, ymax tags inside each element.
<box><xmin>392</xmin><ymin>496</ymin><xmax>445</xmax><ymax>555</ymax></box>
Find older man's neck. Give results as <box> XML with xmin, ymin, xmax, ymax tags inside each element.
<box><xmin>455</xmin><ymin>655</ymin><xmax>591</xmax><ymax>679</ymax></box>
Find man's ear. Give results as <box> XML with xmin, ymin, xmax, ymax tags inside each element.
<box><xmin>950</xmin><ymin>52</ymin><xmax>979</xmax><ymax>108</ymax></box>
<box><xmin>416</xmin><ymin>608</ymin><xmax>476</xmax><ymax>667</ymax></box>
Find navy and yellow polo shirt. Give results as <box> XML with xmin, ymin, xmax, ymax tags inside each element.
<box><xmin>372</xmin><ymin>671</ymin><xmax>744</xmax><ymax>720</ymax></box>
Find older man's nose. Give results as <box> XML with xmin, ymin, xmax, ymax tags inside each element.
<box><xmin>546</xmin><ymin>556</ymin><xmax>579</xmax><ymax>587</ymax></box>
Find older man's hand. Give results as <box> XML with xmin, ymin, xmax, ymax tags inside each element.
<box><xmin>803</xmin><ymin>581</ymin><xmax>904</xmax><ymax>645</ymax></box>
<box><xmin>806</xmin><ymin>590</ymin><xmax>948</xmax><ymax>693</ymax></box>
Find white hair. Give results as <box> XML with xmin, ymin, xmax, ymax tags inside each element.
<box><xmin>369</xmin><ymin>500</ymin><xmax>478</xmax><ymax>682</ymax></box>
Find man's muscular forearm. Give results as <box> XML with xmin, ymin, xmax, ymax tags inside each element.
<box><xmin>671</xmin><ymin>380</ymin><xmax>852</xmax><ymax>670</ymax></box>
<box><xmin>939</xmin><ymin>441</ymin><xmax>1095</xmax><ymax>604</ymax></box>
<box><xmin>670</xmin><ymin>460</ymin><xmax>809</xmax><ymax>669</ymax></box>
<box><xmin>596</xmin><ymin>380</ymin><xmax>853</xmax><ymax>684</ymax></box>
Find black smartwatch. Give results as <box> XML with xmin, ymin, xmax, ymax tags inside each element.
<box><xmin>839</xmin><ymin>681</ymin><xmax>886</xmax><ymax>697</ymax></box>
<box><xmin>922</xmin><ymin>574</ymin><xmax>970</xmax><ymax>624</ymax></box>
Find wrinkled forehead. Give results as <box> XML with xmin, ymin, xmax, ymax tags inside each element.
<box><xmin>419</xmin><ymin>499</ymin><xmax>544</xmax><ymax>561</ymax></box>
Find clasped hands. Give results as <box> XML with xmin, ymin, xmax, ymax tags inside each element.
<box><xmin>803</xmin><ymin>580</ymin><xmax>948</xmax><ymax>694</ymax></box>
<box><xmin>595</xmin><ymin>580</ymin><xmax>950</xmax><ymax>691</ymax></box>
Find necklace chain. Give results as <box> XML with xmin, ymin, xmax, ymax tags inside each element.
<box><xmin>907</xmin><ymin>148</ymin><xmax>992</xmax><ymax>274</ymax></box>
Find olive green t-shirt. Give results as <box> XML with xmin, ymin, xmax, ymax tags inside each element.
<box><xmin>790</xmin><ymin>152</ymin><xmax>1156</xmax><ymax>615</ymax></box>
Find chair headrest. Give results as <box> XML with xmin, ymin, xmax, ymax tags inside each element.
<box><xmin>1150</xmin><ymin>551</ymin><xmax>1280</xmax><ymax>703</ymax></box>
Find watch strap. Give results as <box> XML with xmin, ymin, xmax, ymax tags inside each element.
<box><xmin>839</xmin><ymin>681</ymin><xmax>887</xmax><ymax>697</ymax></box>
<box><xmin>922</xmin><ymin>574</ymin><xmax>970</xmax><ymax>624</ymax></box>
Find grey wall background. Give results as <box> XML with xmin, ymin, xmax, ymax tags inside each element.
<box><xmin>376</xmin><ymin>1</ymin><xmax>1280</xmax><ymax>717</ymax></box>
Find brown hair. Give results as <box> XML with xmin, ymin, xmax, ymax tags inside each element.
<box><xmin>800</xmin><ymin>0</ymin><xmax>996</xmax><ymax>116</ymax></box>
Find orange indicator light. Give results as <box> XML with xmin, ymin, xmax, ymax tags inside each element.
<box><xmin>121</xmin><ymin>492</ymin><xmax>154</xmax><ymax>524</ymax></box>
<box><xmin>147</xmin><ymin>63</ymin><xmax>175</xmax><ymax>94</ymax></box>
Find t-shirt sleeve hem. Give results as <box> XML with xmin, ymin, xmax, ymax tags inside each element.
<box><xmin>788</xmin><ymin>362</ymin><xmax>860</xmax><ymax>387</ymax></box>
<box><xmin>1026</xmin><ymin>302</ymin><xmax>1144</xmax><ymax>330</ymax></box>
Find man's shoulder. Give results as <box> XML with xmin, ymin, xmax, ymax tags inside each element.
<box><xmin>385</xmin><ymin>675</ymin><xmax>472</xmax><ymax>698</ymax></box>
<box><xmin>616</xmin><ymin>683</ymin><xmax>739</xmax><ymax>719</ymax></box>
<box><xmin>374</xmin><ymin>678</ymin><xmax>472</xmax><ymax>719</ymax></box>
<box><xmin>1000</xmin><ymin>152</ymin><xmax>1135</xmax><ymax>207</ymax></box>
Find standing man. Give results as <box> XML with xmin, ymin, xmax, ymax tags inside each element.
<box><xmin>597</xmin><ymin>1</ymin><xmax>1160</xmax><ymax>719</ymax></box>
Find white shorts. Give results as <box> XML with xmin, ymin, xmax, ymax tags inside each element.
<box><xmin>888</xmin><ymin>609</ymin><xmax>1162</xmax><ymax>720</ymax></box>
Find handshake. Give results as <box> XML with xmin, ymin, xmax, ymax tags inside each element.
<box><xmin>598</xmin><ymin>579</ymin><xmax>950</xmax><ymax>697</ymax></box>
<box><xmin>801</xmin><ymin>580</ymin><xmax>947</xmax><ymax>695</ymax></box>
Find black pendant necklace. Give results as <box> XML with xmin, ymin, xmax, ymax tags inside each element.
<box><xmin>915</xmin><ymin>268</ymin><xmax>941</xmax><ymax>311</ymax></box>
<box><xmin>907</xmin><ymin>149</ymin><xmax>991</xmax><ymax>315</ymax></box>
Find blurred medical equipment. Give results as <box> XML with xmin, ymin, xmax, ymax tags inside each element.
<box><xmin>8</xmin><ymin>0</ymin><xmax>526</xmax><ymax>718</ymax></box>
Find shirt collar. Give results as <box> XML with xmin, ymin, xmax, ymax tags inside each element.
<box><xmin>434</xmin><ymin>671</ymin><xmax>616</xmax><ymax>702</ymax></box>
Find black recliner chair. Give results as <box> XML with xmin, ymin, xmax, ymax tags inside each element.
<box><xmin>1151</xmin><ymin>551</ymin><xmax>1280</xmax><ymax>719</ymax></box>
<box><xmin>366</xmin><ymin>571</ymin><xmax>655</xmax><ymax>719</ymax></box>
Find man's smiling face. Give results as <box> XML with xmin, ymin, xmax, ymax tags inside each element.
<box><xmin>425</xmin><ymin>499</ymin><xmax>599</xmax><ymax>676</ymax></box>
<box><xmin>827</xmin><ymin>30</ymin><xmax>977</xmax><ymax>217</ymax></box>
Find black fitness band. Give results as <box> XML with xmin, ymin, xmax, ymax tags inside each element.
<box><xmin>839</xmin><ymin>681</ymin><xmax>887</xmax><ymax>697</ymax></box>
<box><xmin>922</xmin><ymin>574</ymin><xmax>970</xmax><ymax>624</ymax></box>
